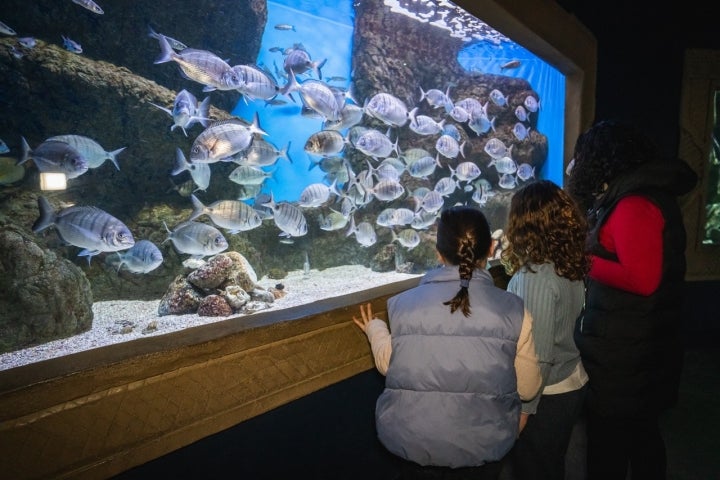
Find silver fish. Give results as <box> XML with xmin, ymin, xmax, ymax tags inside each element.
<box><xmin>236</xmin><ymin>183</ymin><xmax>263</xmax><ymax>201</ymax></box>
<box><xmin>72</xmin><ymin>0</ymin><xmax>104</xmax><ymax>14</ymax></box>
<box><xmin>262</xmin><ymin>194</ymin><xmax>308</xmax><ymax>238</ymax></box>
<box><xmin>500</xmin><ymin>59</ymin><xmax>521</xmax><ymax>70</ymax></box>
<box><xmin>188</xmin><ymin>194</ymin><xmax>262</xmax><ymax>234</ymax></box>
<box><xmin>514</xmin><ymin>105</ymin><xmax>528</xmax><ymax>122</ymax></box>
<box><xmin>512</xmin><ymin>122</ymin><xmax>531</xmax><ymax>141</ymax></box>
<box><xmin>434</xmin><ymin>175</ymin><xmax>459</xmax><ymax>196</ymax></box>
<box><xmin>274</xmin><ymin>24</ymin><xmax>296</xmax><ymax>32</ymax></box>
<box><xmin>435</xmin><ymin>134</ymin><xmax>465</xmax><ymax>159</ymax></box>
<box><xmin>524</xmin><ymin>95</ymin><xmax>540</xmax><ymax>113</ymax></box>
<box><xmin>323</xmin><ymin>103</ymin><xmax>364</xmax><ymax>131</ymax></box>
<box><xmin>346</xmin><ymin>216</ymin><xmax>377</xmax><ymax>247</ymax></box>
<box><xmin>190</xmin><ymin>114</ymin><xmax>265</xmax><ymax>163</ymax></box>
<box><xmin>283</xmin><ymin>47</ymin><xmax>326</xmax><ymax>78</ymax></box>
<box><xmin>163</xmin><ymin>220</ymin><xmax>228</xmax><ymax>257</ymax></box>
<box><xmin>19</xmin><ymin>137</ymin><xmax>88</xmax><ymax>178</ymax></box>
<box><xmin>498</xmin><ymin>173</ymin><xmax>518</xmax><ymax>190</ymax></box>
<box><xmin>367</xmin><ymin>178</ymin><xmax>405</xmax><ymax>202</ymax></box>
<box><xmin>408</xmin><ymin>109</ymin><xmax>445</xmax><ymax>135</ymax></box>
<box><xmin>390</xmin><ymin>208</ymin><xmax>416</xmax><ymax>226</ymax></box>
<box><xmin>283</xmin><ymin>73</ymin><xmax>341</xmax><ymax>121</ymax></box>
<box><xmin>364</xmin><ymin>92</ymin><xmax>410</xmax><ymax>127</ymax></box>
<box><xmin>233</xmin><ymin>64</ymin><xmax>282</xmax><ymax>101</ymax></box>
<box><xmin>468</xmin><ymin>112</ymin><xmax>496</xmax><ymax>136</ymax></box>
<box><xmin>455</xmin><ymin>98</ymin><xmax>484</xmax><ymax>115</ymax></box>
<box><xmin>147</xmin><ymin>26</ymin><xmax>187</xmax><ymax>51</ymax></box>
<box><xmin>490</xmin><ymin>156</ymin><xmax>517</xmax><ymax>175</ymax></box>
<box><xmin>407</xmin><ymin>155</ymin><xmax>440</xmax><ymax>179</ymax></box>
<box><xmin>62</xmin><ymin>35</ymin><xmax>82</xmax><ymax>53</ymax></box>
<box><xmin>304</xmin><ymin>130</ymin><xmax>346</xmax><ymax>157</ymax></box>
<box><xmin>450</xmin><ymin>161</ymin><xmax>482</xmax><ymax>182</ymax></box>
<box><xmin>376</xmin><ymin>208</ymin><xmax>397</xmax><ymax>228</ymax></box>
<box><xmin>449</xmin><ymin>105</ymin><xmax>470</xmax><ymax>123</ymax></box>
<box><xmin>484</xmin><ymin>138</ymin><xmax>512</xmax><ymax>159</ymax></box>
<box><xmin>228</xmin><ymin>164</ymin><xmax>273</xmax><ymax>186</ymax></box>
<box><xmin>489</xmin><ymin>88</ymin><xmax>509</xmax><ymax>107</ymax></box>
<box><xmin>401</xmin><ymin>147</ymin><xmax>432</xmax><ymax>166</ymax></box>
<box><xmin>392</xmin><ymin>228</ymin><xmax>421</xmax><ymax>250</ymax></box>
<box><xmin>416</xmin><ymin>190</ymin><xmax>444</xmax><ymax>213</ymax></box>
<box><xmin>0</xmin><ymin>21</ymin><xmax>16</xmax><ymax>36</ymax></box>
<box><xmin>115</xmin><ymin>240</ymin><xmax>163</xmax><ymax>274</ymax></box>
<box><xmin>354</xmin><ymin>129</ymin><xmax>397</xmax><ymax>160</ymax></box>
<box><xmin>516</xmin><ymin>163</ymin><xmax>536</xmax><ymax>181</ymax></box>
<box><xmin>237</xmin><ymin>139</ymin><xmax>292</xmax><ymax>167</ymax></box>
<box><xmin>411</xmin><ymin>209</ymin><xmax>440</xmax><ymax>230</ymax></box>
<box><xmin>319</xmin><ymin>209</ymin><xmax>348</xmax><ymax>231</ymax></box>
<box><xmin>150</xmin><ymin>89</ymin><xmax>210</xmax><ymax>136</ymax></box>
<box><xmin>32</xmin><ymin>196</ymin><xmax>134</xmax><ymax>261</ymax></box>
<box><xmin>46</xmin><ymin>134</ymin><xmax>125</xmax><ymax>170</ymax></box>
<box><xmin>154</xmin><ymin>35</ymin><xmax>241</xmax><ymax>92</ymax></box>
<box><xmin>172</xmin><ymin>148</ymin><xmax>211</xmax><ymax>191</ymax></box>
<box><xmin>298</xmin><ymin>180</ymin><xmax>339</xmax><ymax>208</ymax></box>
<box><xmin>419</xmin><ymin>86</ymin><xmax>452</xmax><ymax>110</ymax></box>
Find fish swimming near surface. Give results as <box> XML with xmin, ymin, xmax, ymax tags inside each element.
<box><xmin>19</xmin><ymin>137</ymin><xmax>89</xmax><ymax>179</ymax></box>
<box><xmin>32</xmin><ymin>196</ymin><xmax>135</xmax><ymax>262</ymax></box>
<box><xmin>46</xmin><ymin>134</ymin><xmax>125</xmax><ymax>170</ymax></box>
<box><xmin>172</xmin><ymin>148</ymin><xmax>211</xmax><ymax>191</ymax></box>
<box><xmin>274</xmin><ymin>24</ymin><xmax>296</xmax><ymax>31</ymax></box>
<box><xmin>61</xmin><ymin>35</ymin><xmax>82</xmax><ymax>53</ymax></box>
<box><xmin>190</xmin><ymin>114</ymin><xmax>266</xmax><ymax>163</ymax></box>
<box><xmin>0</xmin><ymin>21</ymin><xmax>17</xmax><ymax>36</ymax></box>
<box><xmin>163</xmin><ymin>220</ymin><xmax>228</xmax><ymax>258</ymax></box>
<box><xmin>150</xmin><ymin>89</ymin><xmax>210</xmax><ymax>136</ymax></box>
<box><xmin>188</xmin><ymin>194</ymin><xmax>262</xmax><ymax>233</ymax></box>
<box><xmin>72</xmin><ymin>0</ymin><xmax>104</xmax><ymax>14</ymax></box>
<box><xmin>115</xmin><ymin>239</ymin><xmax>163</xmax><ymax>274</ymax></box>
<box><xmin>154</xmin><ymin>34</ymin><xmax>241</xmax><ymax>92</ymax></box>
<box><xmin>500</xmin><ymin>59</ymin><xmax>521</xmax><ymax>70</ymax></box>
<box><xmin>0</xmin><ymin>156</ymin><xmax>25</xmax><ymax>185</ymax></box>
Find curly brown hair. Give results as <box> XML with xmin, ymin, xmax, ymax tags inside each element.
<box><xmin>501</xmin><ymin>180</ymin><xmax>590</xmax><ymax>281</ymax></box>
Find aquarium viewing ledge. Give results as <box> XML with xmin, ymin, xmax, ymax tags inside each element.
<box><xmin>0</xmin><ymin>278</ymin><xmax>419</xmax><ymax>480</ymax></box>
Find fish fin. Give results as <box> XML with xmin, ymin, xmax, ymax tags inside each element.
<box><xmin>188</xmin><ymin>193</ymin><xmax>204</xmax><ymax>221</ymax></box>
<box><xmin>108</xmin><ymin>147</ymin><xmax>125</xmax><ymax>171</ymax></box>
<box><xmin>202</xmin><ymin>85</ymin><xmax>217</xmax><ymax>92</ymax></box>
<box><xmin>153</xmin><ymin>34</ymin><xmax>174</xmax><ymax>64</ymax></box>
<box><xmin>171</xmin><ymin>148</ymin><xmax>188</xmax><ymax>176</ymax></box>
<box><xmin>197</xmin><ymin>96</ymin><xmax>211</xmax><ymax>125</ymax></box>
<box><xmin>32</xmin><ymin>196</ymin><xmax>55</xmax><ymax>233</ymax></box>
<box><xmin>18</xmin><ymin>136</ymin><xmax>30</xmax><ymax>166</ymax></box>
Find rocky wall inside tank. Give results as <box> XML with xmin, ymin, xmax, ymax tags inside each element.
<box><xmin>0</xmin><ymin>0</ymin><xmax>563</xmax><ymax>352</ymax></box>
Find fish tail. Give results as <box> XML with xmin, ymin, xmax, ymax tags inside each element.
<box><xmin>171</xmin><ymin>148</ymin><xmax>188</xmax><ymax>176</ymax></box>
<box><xmin>314</xmin><ymin>58</ymin><xmax>327</xmax><ymax>80</ymax></box>
<box><xmin>32</xmin><ymin>196</ymin><xmax>56</xmax><ymax>233</ymax></box>
<box><xmin>250</xmin><ymin>111</ymin><xmax>267</xmax><ymax>136</ymax></box>
<box><xmin>197</xmin><ymin>97</ymin><xmax>211</xmax><ymax>126</ymax></box>
<box><xmin>283</xmin><ymin>141</ymin><xmax>293</xmax><ymax>164</ymax></box>
<box><xmin>18</xmin><ymin>136</ymin><xmax>30</xmax><ymax>165</ymax></box>
<box><xmin>108</xmin><ymin>147</ymin><xmax>126</xmax><ymax>171</ymax></box>
<box><xmin>188</xmin><ymin>193</ymin><xmax>205</xmax><ymax>221</ymax></box>
<box><xmin>116</xmin><ymin>252</ymin><xmax>125</xmax><ymax>273</ymax></box>
<box><xmin>280</xmin><ymin>69</ymin><xmax>299</xmax><ymax>97</ymax></box>
<box><xmin>154</xmin><ymin>34</ymin><xmax>174</xmax><ymax>64</ymax></box>
<box><xmin>161</xmin><ymin>221</ymin><xmax>172</xmax><ymax>244</ymax></box>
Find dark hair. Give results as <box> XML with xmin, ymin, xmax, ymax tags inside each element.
<box><xmin>501</xmin><ymin>180</ymin><xmax>590</xmax><ymax>281</ymax></box>
<box><xmin>437</xmin><ymin>206</ymin><xmax>492</xmax><ymax>317</ymax></box>
<box><xmin>566</xmin><ymin>120</ymin><xmax>659</xmax><ymax>212</ymax></box>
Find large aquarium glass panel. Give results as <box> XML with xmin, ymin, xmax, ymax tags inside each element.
<box><xmin>0</xmin><ymin>0</ymin><xmax>568</xmax><ymax>368</ymax></box>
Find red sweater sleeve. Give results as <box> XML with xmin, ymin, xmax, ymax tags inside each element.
<box><xmin>588</xmin><ymin>195</ymin><xmax>665</xmax><ymax>295</ymax></box>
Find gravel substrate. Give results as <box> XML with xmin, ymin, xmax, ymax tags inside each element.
<box><xmin>0</xmin><ymin>266</ymin><xmax>421</xmax><ymax>371</ymax></box>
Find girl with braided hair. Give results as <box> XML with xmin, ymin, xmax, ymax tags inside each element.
<box><xmin>354</xmin><ymin>206</ymin><xmax>541</xmax><ymax>479</ymax></box>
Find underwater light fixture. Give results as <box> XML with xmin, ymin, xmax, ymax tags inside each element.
<box><xmin>39</xmin><ymin>172</ymin><xmax>67</xmax><ymax>191</ymax></box>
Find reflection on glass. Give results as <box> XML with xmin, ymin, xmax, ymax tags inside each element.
<box><xmin>704</xmin><ymin>90</ymin><xmax>720</xmax><ymax>244</ymax></box>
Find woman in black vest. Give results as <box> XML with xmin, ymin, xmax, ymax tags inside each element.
<box><xmin>566</xmin><ymin>120</ymin><xmax>698</xmax><ymax>479</ymax></box>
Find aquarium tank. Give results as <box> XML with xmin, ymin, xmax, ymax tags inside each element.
<box><xmin>0</xmin><ymin>0</ymin><xmax>566</xmax><ymax>359</ymax></box>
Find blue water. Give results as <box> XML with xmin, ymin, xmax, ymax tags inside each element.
<box><xmin>457</xmin><ymin>40</ymin><xmax>565</xmax><ymax>187</ymax></box>
<box><xmin>233</xmin><ymin>0</ymin><xmax>565</xmax><ymax>202</ymax></box>
<box><xmin>233</xmin><ymin>0</ymin><xmax>355</xmax><ymax>203</ymax></box>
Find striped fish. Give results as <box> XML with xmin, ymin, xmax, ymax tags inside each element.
<box><xmin>19</xmin><ymin>137</ymin><xmax>88</xmax><ymax>179</ymax></box>
<box><xmin>32</xmin><ymin>196</ymin><xmax>134</xmax><ymax>262</ymax></box>
<box><xmin>191</xmin><ymin>114</ymin><xmax>266</xmax><ymax>163</ymax></box>
<box><xmin>163</xmin><ymin>221</ymin><xmax>228</xmax><ymax>257</ymax></box>
<box><xmin>188</xmin><ymin>194</ymin><xmax>262</xmax><ymax>233</ymax></box>
<box><xmin>115</xmin><ymin>240</ymin><xmax>163</xmax><ymax>274</ymax></box>
<box><xmin>364</xmin><ymin>92</ymin><xmax>410</xmax><ymax>128</ymax></box>
<box><xmin>261</xmin><ymin>194</ymin><xmax>307</xmax><ymax>238</ymax></box>
<box><xmin>46</xmin><ymin>134</ymin><xmax>125</xmax><ymax>170</ymax></box>
<box><xmin>304</xmin><ymin>130</ymin><xmax>346</xmax><ymax>157</ymax></box>
<box><xmin>297</xmin><ymin>180</ymin><xmax>339</xmax><ymax>208</ymax></box>
<box><xmin>154</xmin><ymin>35</ymin><xmax>241</xmax><ymax>92</ymax></box>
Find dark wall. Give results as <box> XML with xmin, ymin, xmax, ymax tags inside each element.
<box><xmin>113</xmin><ymin>3</ymin><xmax>720</xmax><ymax>478</ymax></box>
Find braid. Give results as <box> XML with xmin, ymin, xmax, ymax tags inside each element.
<box><xmin>443</xmin><ymin>234</ymin><xmax>476</xmax><ymax>317</ymax></box>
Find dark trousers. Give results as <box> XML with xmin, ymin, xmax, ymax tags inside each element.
<box><xmin>396</xmin><ymin>457</ymin><xmax>503</xmax><ymax>480</ymax></box>
<box><xmin>506</xmin><ymin>385</ymin><xmax>587</xmax><ymax>480</ymax></box>
<box><xmin>585</xmin><ymin>411</ymin><xmax>666</xmax><ymax>480</ymax></box>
